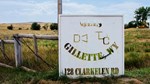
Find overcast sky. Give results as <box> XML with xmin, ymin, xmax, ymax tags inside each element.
<box><xmin>0</xmin><ymin>0</ymin><xmax>149</xmax><ymax>23</ymax></box>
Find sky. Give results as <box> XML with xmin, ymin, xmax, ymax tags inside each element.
<box><xmin>0</xmin><ymin>0</ymin><xmax>150</xmax><ymax>23</ymax></box>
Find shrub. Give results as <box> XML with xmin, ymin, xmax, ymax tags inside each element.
<box><xmin>124</xmin><ymin>24</ymin><xmax>128</xmax><ymax>29</ymax></box>
<box><xmin>31</xmin><ymin>22</ymin><xmax>41</xmax><ymax>30</ymax></box>
<box><xmin>127</xmin><ymin>21</ymin><xmax>137</xmax><ymax>28</ymax></box>
<box><xmin>7</xmin><ymin>24</ymin><xmax>13</xmax><ymax>30</ymax></box>
<box><xmin>50</xmin><ymin>23</ymin><xmax>58</xmax><ymax>30</ymax></box>
<box><xmin>18</xmin><ymin>28</ymin><xmax>22</xmax><ymax>30</ymax></box>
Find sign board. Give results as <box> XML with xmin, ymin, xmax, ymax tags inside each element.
<box><xmin>59</xmin><ymin>15</ymin><xmax>124</xmax><ymax>78</ymax></box>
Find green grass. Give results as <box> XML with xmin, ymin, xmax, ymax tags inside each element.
<box><xmin>125</xmin><ymin>29</ymin><xmax>150</xmax><ymax>69</ymax></box>
<box><xmin>1</xmin><ymin>67</ymin><xmax>115</xmax><ymax>84</ymax></box>
<box><xmin>0</xmin><ymin>67</ymin><xmax>59</xmax><ymax>84</ymax></box>
<box><xmin>125</xmin><ymin>67</ymin><xmax>150</xmax><ymax>84</ymax></box>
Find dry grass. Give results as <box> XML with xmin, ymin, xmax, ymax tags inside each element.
<box><xmin>0</xmin><ymin>29</ymin><xmax>58</xmax><ymax>39</ymax></box>
<box><xmin>0</xmin><ymin>23</ymin><xmax>58</xmax><ymax>71</ymax></box>
<box><xmin>0</xmin><ymin>22</ymin><xmax>57</xmax><ymax>39</ymax></box>
<box><xmin>0</xmin><ymin>22</ymin><xmax>51</xmax><ymax>30</ymax></box>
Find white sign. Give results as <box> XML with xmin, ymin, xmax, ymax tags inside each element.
<box><xmin>59</xmin><ymin>15</ymin><xmax>124</xmax><ymax>78</ymax></box>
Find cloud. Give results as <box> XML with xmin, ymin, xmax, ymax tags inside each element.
<box><xmin>10</xmin><ymin>1</ymin><xmax>56</xmax><ymax>16</ymax></box>
<box><xmin>101</xmin><ymin>2</ymin><xmax>141</xmax><ymax>13</ymax></box>
<box><xmin>63</xmin><ymin>2</ymin><xmax>97</xmax><ymax>14</ymax></box>
<box><xmin>19</xmin><ymin>2</ymin><xmax>56</xmax><ymax>16</ymax></box>
<box><xmin>61</xmin><ymin>1</ymin><xmax>143</xmax><ymax>23</ymax></box>
<box><xmin>0</xmin><ymin>0</ymin><xmax>98</xmax><ymax>23</ymax></box>
<box><xmin>0</xmin><ymin>0</ymin><xmax>57</xmax><ymax>23</ymax></box>
<box><xmin>62</xmin><ymin>1</ymin><xmax>142</xmax><ymax>23</ymax></box>
<box><xmin>95</xmin><ymin>2</ymin><xmax>142</xmax><ymax>23</ymax></box>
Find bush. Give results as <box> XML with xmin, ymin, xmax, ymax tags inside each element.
<box><xmin>127</xmin><ymin>21</ymin><xmax>137</xmax><ymax>28</ymax></box>
<box><xmin>18</xmin><ymin>28</ymin><xmax>22</xmax><ymax>30</ymax></box>
<box><xmin>124</xmin><ymin>24</ymin><xmax>128</xmax><ymax>29</ymax></box>
<box><xmin>7</xmin><ymin>24</ymin><xmax>13</xmax><ymax>30</ymax></box>
<box><xmin>50</xmin><ymin>23</ymin><xmax>58</xmax><ymax>30</ymax></box>
<box><xmin>31</xmin><ymin>22</ymin><xmax>41</xmax><ymax>30</ymax></box>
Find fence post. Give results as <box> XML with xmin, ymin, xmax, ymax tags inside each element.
<box><xmin>14</xmin><ymin>34</ymin><xmax>22</xmax><ymax>67</ymax></box>
<box><xmin>0</xmin><ymin>40</ymin><xmax>5</xmax><ymax>59</ymax></box>
<box><xmin>33</xmin><ymin>35</ymin><xmax>39</xmax><ymax>61</ymax></box>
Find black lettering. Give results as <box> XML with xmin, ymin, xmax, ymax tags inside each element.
<box><xmin>64</xmin><ymin>43</ymin><xmax>71</xmax><ymax>50</ymax></box>
<box><xmin>75</xmin><ymin>68</ymin><xmax>81</xmax><ymax>75</ymax></box>
<box><xmin>103</xmin><ymin>37</ymin><xmax>110</xmax><ymax>45</ymax></box>
<box><xmin>107</xmin><ymin>47</ymin><xmax>114</xmax><ymax>54</ymax></box>
<box><xmin>68</xmin><ymin>46</ymin><xmax>74</xmax><ymax>53</ymax></box>
<box><xmin>99</xmin><ymin>23</ymin><xmax>102</xmax><ymax>27</ymax></box>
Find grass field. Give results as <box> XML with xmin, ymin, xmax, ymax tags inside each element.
<box><xmin>0</xmin><ymin>25</ymin><xmax>58</xmax><ymax>71</ymax></box>
<box><xmin>0</xmin><ymin>26</ymin><xmax>150</xmax><ymax>83</ymax></box>
<box><xmin>125</xmin><ymin>29</ymin><xmax>150</xmax><ymax>69</ymax></box>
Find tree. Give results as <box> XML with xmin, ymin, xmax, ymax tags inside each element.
<box><xmin>50</xmin><ymin>23</ymin><xmax>58</xmax><ymax>30</ymax></box>
<box><xmin>135</xmin><ymin>6</ymin><xmax>150</xmax><ymax>27</ymax></box>
<box><xmin>7</xmin><ymin>24</ymin><xmax>13</xmax><ymax>30</ymax></box>
<box><xmin>31</xmin><ymin>22</ymin><xmax>41</xmax><ymax>30</ymax></box>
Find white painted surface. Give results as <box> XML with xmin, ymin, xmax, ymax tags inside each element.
<box><xmin>148</xmin><ymin>18</ymin><xmax>150</xmax><ymax>28</ymax></box>
<box><xmin>59</xmin><ymin>15</ymin><xmax>124</xmax><ymax>78</ymax></box>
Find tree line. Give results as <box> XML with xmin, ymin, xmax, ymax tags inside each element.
<box><xmin>7</xmin><ymin>22</ymin><xmax>58</xmax><ymax>30</ymax></box>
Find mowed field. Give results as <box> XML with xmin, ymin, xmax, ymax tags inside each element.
<box><xmin>0</xmin><ymin>23</ymin><xmax>150</xmax><ymax>83</ymax></box>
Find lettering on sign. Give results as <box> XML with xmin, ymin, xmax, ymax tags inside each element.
<box><xmin>64</xmin><ymin>42</ymin><xmax>118</xmax><ymax>61</ymax></box>
<box><xmin>65</xmin><ymin>67</ymin><xmax>119</xmax><ymax>76</ymax></box>
<box><xmin>80</xmin><ymin>22</ymin><xmax>102</xmax><ymax>28</ymax></box>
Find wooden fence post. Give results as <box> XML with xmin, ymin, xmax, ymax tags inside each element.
<box><xmin>0</xmin><ymin>40</ymin><xmax>5</xmax><ymax>59</ymax></box>
<box><xmin>14</xmin><ymin>34</ymin><xmax>22</xmax><ymax>67</ymax></box>
<box><xmin>33</xmin><ymin>35</ymin><xmax>39</xmax><ymax>61</ymax></box>
<box><xmin>0</xmin><ymin>40</ymin><xmax>14</xmax><ymax>61</ymax></box>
